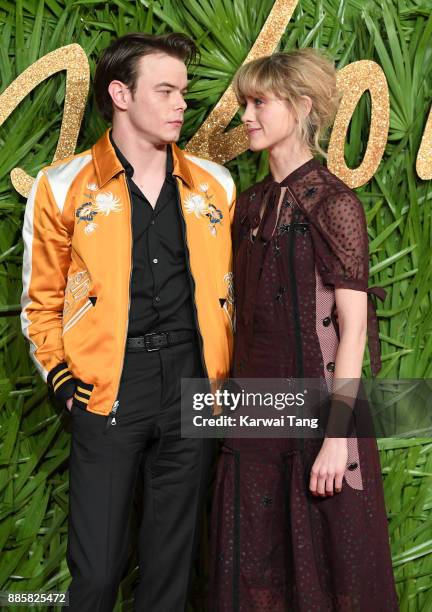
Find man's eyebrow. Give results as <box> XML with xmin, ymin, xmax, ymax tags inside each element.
<box><xmin>155</xmin><ymin>82</ymin><xmax>188</xmax><ymax>91</ymax></box>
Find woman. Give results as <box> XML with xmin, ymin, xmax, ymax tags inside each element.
<box><xmin>209</xmin><ymin>49</ymin><xmax>399</xmax><ymax>611</ymax></box>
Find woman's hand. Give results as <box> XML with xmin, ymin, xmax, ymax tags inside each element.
<box><xmin>309</xmin><ymin>438</ymin><xmax>348</xmax><ymax>497</ymax></box>
<box><xmin>308</xmin><ymin>288</ymin><xmax>366</xmax><ymax>498</ymax></box>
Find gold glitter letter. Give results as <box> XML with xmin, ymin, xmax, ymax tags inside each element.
<box><xmin>327</xmin><ymin>61</ymin><xmax>389</xmax><ymax>188</ymax></box>
<box><xmin>416</xmin><ymin>104</ymin><xmax>432</xmax><ymax>180</ymax></box>
<box><xmin>0</xmin><ymin>44</ymin><xmax>90</xmax><ymax>197</ymax></box>
<box><xmin>185</xmin><ymin>0</ymin><xmax>299</xmax><ymax>164</ymax></box>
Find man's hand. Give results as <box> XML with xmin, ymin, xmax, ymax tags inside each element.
<box><xmin>66</xmin><ymin>397</ymin><xmax>73</xmax><ymax>412</ymax></box>
<box><xmin>309</xmin><ymin>438</ymin><xmax>348</xmax><ymax>497</ymax></box>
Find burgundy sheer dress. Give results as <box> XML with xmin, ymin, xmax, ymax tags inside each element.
<box><xmin>209</xmin><ymin>159</ymin><xmax>399</xmax><ymax>611</ymax></box>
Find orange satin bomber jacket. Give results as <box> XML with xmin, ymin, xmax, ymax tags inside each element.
<box><xmin>20</xmin><ymin>129</ymin><xmax>236</xmax><ymax>416</ymax></box>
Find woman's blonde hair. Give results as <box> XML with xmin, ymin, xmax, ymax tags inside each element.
<box><xmin>232</xmin><ymin>48</ymin><xmax>340</xmax><ymax>157</ymax></box>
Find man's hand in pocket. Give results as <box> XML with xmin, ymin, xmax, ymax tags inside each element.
<box><xmin>66</xmin><ymin>397</ymin><xmax>73</xmax><ymax>412</ymax></box>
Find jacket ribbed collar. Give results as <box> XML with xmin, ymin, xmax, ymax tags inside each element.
<box><xmin>91</xmin><ymin>128</ymin><xmax>195</xmax><ymax>189</ymax></box>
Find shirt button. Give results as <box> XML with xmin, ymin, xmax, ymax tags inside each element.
<box><xmin>326</xmin><ymin>362</ymin><xmax>335</xmax><ymax>372</ymax></box>
<box><xmin>323</xmin><ymin>317</ymin><xmax>331</xmax><ymax>327</ymax></box>
<box><xmin>154</xmin><ymin>296</ymin><xmax>161</xmax><ymax>303</ymax></box>
<box><xmin>152</xmin><ymin>258</ymin><xmax>158</xmax><ymax>264</ymax></box>
<box><xmin>150</xmin><ymin>219</ymin><xmax>155</xmax><ymax>225</ymax></box>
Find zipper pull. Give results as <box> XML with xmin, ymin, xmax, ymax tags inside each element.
<box><xmin>105</xmin><ymin>400</ymin><xmax>119</xmax><ymax>432</ymax></box>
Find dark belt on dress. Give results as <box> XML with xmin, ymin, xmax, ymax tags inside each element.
<box><xmin>126</xmin><ymin>330</ymin><xmax>196</xmax><ymax>352</ymax></box>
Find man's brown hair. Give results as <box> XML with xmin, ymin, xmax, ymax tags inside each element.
<box><xmin>94</xmin><ymin>32</ymin><xmax>198</xmax><ymax>122</ymax></box>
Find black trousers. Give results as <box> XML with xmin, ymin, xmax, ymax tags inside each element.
<box><xmin>66</xmin><ymin>338</ymin><xmax>213</xmax><ymax>611</ymax></box>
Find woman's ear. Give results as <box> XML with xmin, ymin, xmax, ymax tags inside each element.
<box><xmin>300</xmin><ymin>95</ymin><xmax>313</xmax><ymax>119</ymax></box>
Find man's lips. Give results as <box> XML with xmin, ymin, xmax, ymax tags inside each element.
<box><xmin>168</xmin><ymin>120</ymin><xmax>183</xmax><ymax>126</ymax></box>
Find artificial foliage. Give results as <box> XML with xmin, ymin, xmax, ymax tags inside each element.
<box><xmin>0</xmin><ymin>1</ymin><xmax>431</xmax><ymax>610</ymax></box>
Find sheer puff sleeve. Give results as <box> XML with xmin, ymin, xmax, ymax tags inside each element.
<box><xmin>311</xmin><ymin>188</ymin><xmax>369</xmax><ymax>292</ymax></box>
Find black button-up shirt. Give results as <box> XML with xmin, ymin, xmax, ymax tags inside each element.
<box><xmin>110</xmin><ymin>132</ymin><xmax>196</xmax><ymax>336</ymax></box>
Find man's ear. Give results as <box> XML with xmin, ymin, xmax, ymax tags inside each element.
<box><xmin>107</xmin><ymin>80</ymin><xmax>129</xmax><ymax>113</ymax></box>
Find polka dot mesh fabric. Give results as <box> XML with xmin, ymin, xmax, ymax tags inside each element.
<box><xmin>209</xmin><ymin>159</ymin><xmax>398</xmax><ymax>611</ymax></box>
<box><xmin>314</xmin><ymin>269</ymin><xmax>363</xmax><ymax>491</ymax></box>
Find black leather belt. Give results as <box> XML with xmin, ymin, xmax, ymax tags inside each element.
<box><xmin>126</xmin><ymin>330</ymin><xmax>196</xmax><ymax>352</ymax></box>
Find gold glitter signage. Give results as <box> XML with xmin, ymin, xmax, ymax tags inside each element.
<box><xmin>327</xmin><ymin>61</ymin><xmax>390</xmax><ymax>188</ymax></box>
<box><xmin>1</xmin><ymin>7</ymin><xmax>430</xmax><ymax>196</ymax></box>
<box><xmin>417</xmin><ymin>104</ymin><xmax>432</xmax><ymax>180</ymax></box>
<box><xmin>0</xmin><ymin>44</ymin><xmax>89</xmax><ymax>197</ymax></box>
<box><xmin>185</xmin><ymin>0</ymin><xmax>299</xmax><ymax>164</ymax></box>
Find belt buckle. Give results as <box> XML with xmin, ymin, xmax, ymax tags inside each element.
<box><xmin>144</xmin><ymin>331</ymin><xmax>168</xmax><ymax>352</ymax></box>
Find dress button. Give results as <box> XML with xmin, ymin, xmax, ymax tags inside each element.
<box><xmin>154</xmin><ymin>296</ymin><xmax>161</xmax><ymax>303</ymax></box>
<box><xmin>152</xmin><ymin>258</ymin><xmax>158</xmax><ymax>264</ymax></box>
<box><xmin>347</xmin><ymin>462</ymin><xmax>358</xmax><ymax>471</ymax></box>
<box><xmin>323</xmin><ymin>316</ymin><xmax>331</xmax><ymax>327</ymax></box>
<box><xmin>326</xmin><ymin>362</ymin><xmax>335</xmax><ymax>372</ymax></box>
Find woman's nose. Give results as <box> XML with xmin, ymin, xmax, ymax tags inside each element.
<box><xmin>241</xmin><ymin>105</ymin><xmax>252</xmax><ymax>123</ymax></box>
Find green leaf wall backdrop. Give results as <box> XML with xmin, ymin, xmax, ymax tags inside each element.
<box><xmin>0</xmin><ymin>1</ymin><xmax>431</xmax><ymax>610</ymax></box>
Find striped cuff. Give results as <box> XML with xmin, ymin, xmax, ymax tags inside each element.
<box><xmin>47</xmin><ymin>362</ymin><xmax>77</xmax><ymax>405</ymax></box>
<box><xmin>73</xmin><ymin>379</ymin><xmax>94</xmax><ymax>410</ymax></box>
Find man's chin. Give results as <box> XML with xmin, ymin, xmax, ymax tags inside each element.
<box><xmin>148</xmin><ymin>129</ymin><xmax>182</xmax><ymax>146</ymax></box>
<box><xmin>165</xmin><ymin>127</ymin><xmax>182</xmax><ymax>143</ymax></box>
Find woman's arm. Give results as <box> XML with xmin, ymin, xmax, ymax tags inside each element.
<box><xmin>309</xmin><ymin>288</ymin><xmax>367</xmax><ymax>497</ymax></box>
<box><xmin>333</xmin><ymin>288</ymin><xmax>368</xmax><ymax>378</ymax></box>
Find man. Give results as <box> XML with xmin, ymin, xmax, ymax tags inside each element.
<box><xmin>20</xmin><ymin>33</ymin><xmax>235</xmax><ymax>611</ymax></box>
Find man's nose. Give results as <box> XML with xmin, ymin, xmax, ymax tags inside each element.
<box><xmin>176</xmin><ymin>93</ymin><xmax>187</xmax><ymax>111</ymax></box>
